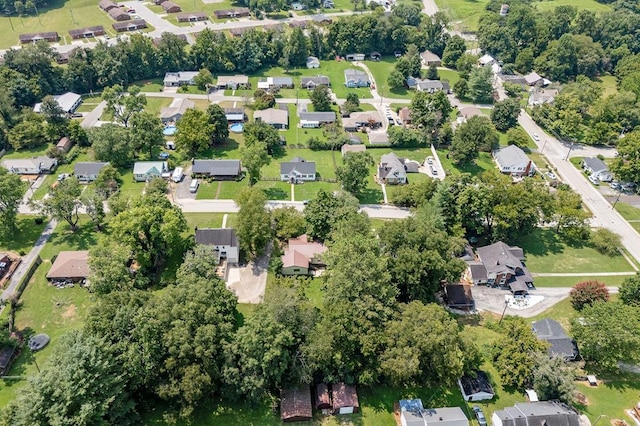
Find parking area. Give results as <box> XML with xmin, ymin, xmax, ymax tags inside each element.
<box><xmin>173</xmin><ymin>166</ymin><xmax>197</xmax><ymax>200</ymax></box>
<box><xmin>471</xmin><ymin>285</ymin><xmax>572</xmax><ymax>318</ymax></box>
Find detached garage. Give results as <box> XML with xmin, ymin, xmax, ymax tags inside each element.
<box><xmin>458</xmin><ymin>371</ymin><xmax>495</xmax><ymax>402</ymax></box>
<box><xmin>332</xmin><ymin>383</ymin><xmax>359</xmax><ymax>415</ymax></box>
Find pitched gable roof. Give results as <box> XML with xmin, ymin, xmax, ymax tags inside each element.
<box><xmin>494</xmin><ymin>145</ymin><xmax>531</xmax><ymax>168</ymax></box>
<box><xmin>280</xmin><ymin>157</ymin><xmax>316</xmax><ymax>175</ymax></box>
<box><xmin>73</xmin><ymin>162</ymin><xmax>109</xmax><ymax>176</ymax></box>
<box><xmin>46</xmin><ymin>251</ymin><xmax>90</xmax><ymax>279</ymax></box>
<box><xmin>195</xmin><ymin>228</ymin><xmax>238</xmax><ymax>247</ymax></box>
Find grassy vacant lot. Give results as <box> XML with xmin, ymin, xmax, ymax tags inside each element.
<box><xmin>517</xmin><ymin>229</ymin><xmax>635</xmax><ymax>274</ymax></box>
<box><xmin>437</xmin><ymin>149</ymin><xmax>495</xmax><ymax>176</ymax></box>
<box><xmin>366</xmin><ymin>57</ymin><xmax>411</xmax><ymax>99</ymax></box>
<box><xmin>0</xmin><ymin>0</ymin><xmax>117</xmax><ymax>49</ymax></box>
<box><xmin>0</xmin><ymin>215</ymin><xmax>46</xmax><ymax>254</ymax></box>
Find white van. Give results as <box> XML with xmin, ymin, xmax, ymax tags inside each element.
<box><xmin>189</xmin><ymin>179</ymin><xmax>199</xmax><ymax>193</ymax></box>
<box><xmin>172</xmin><ymin>167</ymin><xmax>184</xmax><ymax>183</ymax></box>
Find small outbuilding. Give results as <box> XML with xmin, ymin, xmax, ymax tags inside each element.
<box><xmin>332</xmin><ymin>383</ymin><xmax>359</xmax><ymax>415</ymax></box>
<box><xmin>458</xmin><ymin>371</ymin><xmax>495</xmax><ymax>402</ymax></box>
<box><xmin>315</xmin><ymin>383</ymin><xmax>331</xmax><ymax>410</ymax></box>
<box><xmin>56</xmin><ymin>137</ymin><xmax>73</xmax><ymax>153</ymax></box>
<box><xmin>306</xmin><ymin>56</ymin><xmax>320</xmax><ymax>69</ymax></box>
<box><xmin>280</xmin><ymin>386</ymin><xmax>313</xmax><ymax>422</ymax></box>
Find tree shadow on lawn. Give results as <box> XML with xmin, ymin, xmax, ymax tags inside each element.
<box><xmin>207</xmin><ymin>139</ymin><xmax>240</xmax><ymax>159</ymax></box>
<box><xmin>44</xmin><ymin>222</ymin><xmax>99</xmax><ymax>259</ymax></box>
<box><xmin>357</xmin><ymin>188</ymin><xmax>384</xmax><ymax>204</ymax></box>
<box><xmin>0</xmin><ymin>217</ymin><xmax>46</xmax><ymax>253</ymax></box>
<box><xmin>262</xmin><ymin>187</ymin><xmax>288</xmax><ymax>200</ymax></box>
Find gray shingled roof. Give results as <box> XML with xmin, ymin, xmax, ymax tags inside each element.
<box><xmin>192</xmin><ymin>159</ymin><xmax>241</xmax><ymax>176</ymax></box>
<box><xmin>301</xmin><ymin>76</ymin><xmax>330</xmax><ymax>86</ymax></box>
<box><xmin>494</xmin><ymin>145</ymin><xmax>530</xmax><ymax>168</ymax></box>
<box><xmin>459</xmin><ymin>371</ymin><xmax>494</xmax><ymax>397</ymax></box>
<box><xmin>532</xmin><ymin>318</ymin><xmax>578</xmax><ymax>360</ymax></box>
<box><xmin>494</xmin><ymin>402</ymin><xmax>580</xmax><ymax>426</ymax></box>
<box><xmin>378</xmin><ymin>152</ymin><xmax>406</xmax><ymax>180</ymax></box>
<box><xmin>299</xmin><ymin>112</ymin><xmax>336</xmax><ymax>122</ymax></box>
<box><xmin>73</xmin><ymin>162</ymin><xmax>108</xmax><ymax>176</ymax></box>
<box><xmin>280</xmin><ymin>157</ymin><xmax>316</xmax><ymax>175</ymax></box>
<box><xmin>195</xmin><ymin>228</ymin><xmax>238</xmax><ymax>247</ymax></box>
<box><xmin>583</xmin><ymin>157</ymin><xmax>608</xmax><ymax>174</ymax></box>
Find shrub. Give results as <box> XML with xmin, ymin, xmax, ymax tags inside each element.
<box><xmin>570</xmin><ymin>280</ymin><xmax>609</xmax><ymax>311</ymax></box>
<box><xmin>590</xmin><ymin>228</ymin><xmax>621</xmax><ymax>256</ymax></box>
<box><xmin>34</xmin><ymin>217</ymin><xmax>43</xmax><ymax>225</ymax></box>
<box><xmin>597</xmin><ymin>154</ymin><xmax>605</xmax><ymax>161</ymax></box>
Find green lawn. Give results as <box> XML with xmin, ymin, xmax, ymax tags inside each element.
<box><xmin>31</xmin><ymin>150</ymin><xmax>92</xmax><ymax>201</ymax></box>
<box><xmin>597</xmin><ymin>75</ymin><xmax>618</xmax><ymax>98</ymax></box>
<box><xmin>0</xmin><ymin>215</ymin><xmax>46</xmax><ymax>255</ymax></box>
<box><xmin>517</xmin><ymin>229</ymin><xmax>635</xmax><ymax>274</ymax></box>
<box><xmin>145</xmin><ymin>97</ymin><xmax>173</xmax><ymax>116</ymax></box>
<box><xmin>531</xmin><ymin>0</ymin><xmax>612</xmax><ymax>13</ymax></box>
<box><xmin>2</xmin><ymin>146</ymin><xmax>49</xmax><ymax>160</ymax></box>
<box><xmin>437</xmin><ymin>149</ymin><xmax>495</xmax><ymax>176</ymax></box>
<box><xmin>119</xmin><ymin>169</ymin><xmax>147</xmax><ymax>198</ymax></box>
<box><xmin>183</xmin><ymin>212</ymin><xmax>233</xmax><ymax>230</ymax></box>
<box><xmin>0</xmin><ymin>0</ymin><xmax>117</xmax><ymax>49</ymax></box>
<box><xmin>366</xmin><ymin>57</ymin><xmax>412</xmax><ymax>99</ymax></box>
<box><xmin>39</xmin><ymin>216</ymin><xmax>99</xmax><ymax>261</ymax></box>
<box><xmin>533</xmin><ymin>275</ymin><xmax>628</xmax><ymax>288</ymax></box>
<box><xmin>437</xmin><ymin>68</ymin><xmax>461</xmax><ymax>88</ymax></box>
<box><xmin>615</xmin><ymin>203</ymin><xmax>640</xmax><ymax>221</ymax></box>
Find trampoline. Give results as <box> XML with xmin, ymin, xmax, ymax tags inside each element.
<box><xmin>28</xmin><ymin>334</ymin><xmax>50</xmax><ymax>352</ymax></box>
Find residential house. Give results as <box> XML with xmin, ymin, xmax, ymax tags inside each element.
<box><xmin>312</xmin><ymin>14</ymin><xmax>332</xmax><ymax>23</ymax></box>
<box><xmin>299</xmin><ymin>111</ymin><xmax>336</xmax><ymax>128</ymax></box>
<box><xmin>46</xmin><ymin>250</ymin><xmax>90</xmax><ymax>282</ymax></box>
<box><xmin>132</xmin><ymin>161</ymin><xmax>168</xmax><ymax>182</ymax></box>
<box><xmin>342</xmin><ymin>111</ymin><xmax>382</xmax><ymax>131</ymax></box>
<box><xmin>257</xmin><ymin>77</ymin><xmax>294</xmax><ymax>90</ymax></box>
<box><xmin>280</xmin><ymin>386</ymin><xmax>313</xmax><ymax>423</ymax></box>
<box><xmin>34</xmin><ymin>92</ymin><xmax>82</xmax><ymax>114</ymax></box>
<box><xmin>532</xmin><ymin>318</ymin><xmax>579</xmax><ymax>361</ymax></box>
<box><xmin>291</xmin><ymin>2</ymin><xmax>307</xmax><ymax>10</ymax></box>
<box><xmin>421</xmin><ymin>50</ymin><xmax>441</xmax><ymax>67</ymax></box>
<box><xmin>500</xmin><ymin>3</ymin><xmax>509</xmax><ymax>16</ymax></box>
<box><xmin>214</xmin><ymin>7</ymin><xmax>250</xmax><ymax>18</ymax></box>
<box><xmin>370</xmin><ymin>51</ymin><xmax>381</xmax><ymax>61</ymax></box>
<box><xmin>493</xmin><ymin>145</ymin><xmax>535</xmax><ymax>177</ymax></box>
<box><xmin>108</xmin><ymin>8</ymin><xmax>131</xmax><ymax>21</ymax></box>
<box><xmin>99</xmin><ymin>0</ymin><xmax>118</xmax><ymax>11</ymax></box>
<box><xmin>280</xmin><ymin>157</ymin><xmax>316</xmax><ymax>182</ymax></box>
<box><xmin>160</xmin><ymin>98</ymin><xmax>195</xmax><ymax>123</ymax></box>
<box><xmin>281</xmin><ymin>234</ymin><xmax>327</xmax><ymax>275</ymax></box>
<box><xmin>341</xmin><ymin>144</ymin><xmax>366</xmax><ymax>156</ymax></box>
<box><xmin>163</xmin><ymin>71</ymin><xmax>199</xmax><ymax>87</ymax></box>
<box><xmin>399</xmin><ymin>107</ymin><xmax>412</xmax><ymax>125</ymax></box>
<box><xmin>162</xmin><ymin>1</ymin><xmax>181</xmax><ymax>12</ymax></box>
<box><xmin>113</xmin><ymin>19</ymin><xmax>147</xmax><ymax>32</ymax></box>
<box><xmin>368</xmin><ymin>131</ymin><xmax>389</xmax><ymax>145</ymax></box>
<box><xmin>332</xmin><ymin>384</ymin><xmax>359</xmax><ymax>415</ymax></box>
<box><xmin>408</xmin><ymin>78</ymin><xmax>446</xmax><ymax>93</ymax></box>
<box><xmin>301</xmin><ymin>75</ymin><xmax>330</xmax><ymax>89</ymax></box>
<box><xmin>492</xmin><ymin>402</ymin><xmax>580</xmax><ymax>426</ymax></box>
<box><xmin>345</xmin><ymin>53</ymin><xmax>365</xmax><ymax>61</ymax></box>
<box><xmin>524</xmin><ymin>72</ymin><xmax>543</xmax><ymax>86</ymax></box>
<box><xmin>458</xmin><ymin>371</ymin><xmax>495</xmax><ymax>402</ymax></box>
<box><xmin>224</xmin><ymin>108</ymin><xmax>245</xmax><ymax>122</ymax></box>
<box><xmin>463</xmin><ymin>241</ymin><xmax>533</xmax><ymax>294</ymax></box>
<box><xmin>216</xmin><ymin>74</ymin><xmax>250</xmax><ymax>90</ymax></box>
<box><xmin>19</xmin><ymin>32</ymin><xmax>59</xmax><ymax>44</ymax></box>
<box><xmin>528</xmin><ymin>88</ymin><xmax>558</xmax><ymax>106</ymax></box>
<box><xmin>191</xmin><ymin>159</ymin><xmax>242</xmax><ymax>180</ymax></box>
<box><xmin>478</xmin><ymin>54</ymin><xmax>496</xmax><ymax>67</ymax></box>
<box><xmin>69</xmin><ymin>26</ymin><xmax>106</xmax><ymax>39</ymax></box>
<box><xmin>316</xmin><ymin>384</ymin><xmax>331</xmax><ymax>410</ymax></box>
<box><xmin>2</xmin><ymin>157</ymin><xmax>57</xmax><ymax>175</ymax></box>
<box><xmin>57</xmin><ymin>51</ymin><xmax>71</xmax><ymax>64</ymax></box>
<box><xmin>229</xmin><ymin>27</ymin><xmax>247</xmax><ymax>37</ymax></box>
<box><xmin>194</xmin><ymin>228</ymin><xmax>239</xmax><ymax>264</ymax></box>
<box><xmin>377</xmin><ymin>152</ymin><xmax>407</xmax><ymax>185</ymax></box>
<box><xmin>56</xmin><ymin>137</ymin><xmax>73</xmax><ymax>153</ymax></box>
<box><xmin>582</xmin><ymin>157</ymin><xmax>613</xmax><ymax>182</ymax></box>
<box><xmin>254</xmin><ymin>107</ymin><xmax>289</xmax><ymax>129</ymax></box>
<box><xmin>306</xmin><ymin>56</ymin><xmax>321</xmax><ymax>69</ymax></box>
<box><xmin>177</xmin><ymin>12</ymin><xmax>208</xmax><ymax>22</ymax></box>
<box><xmin>344</xmin><ymin>69</ymin><xmax>370</xmax><ymax>88</ymax></box>
<box><xmin>0</xmin><ymin>346</ymin><xmax>18</xmax><ymax>376</ymax></box>
<box><xmin>400</xmin><ymin>401</ymin><xmax>470</xmax><ymax>426</ymax></box>
<box><xmin>444</xmin><ymin>284</ymin><xmax>475</xmax><ymax>311</ymax></box>
<box><xmin>74</xmin><ymin>162</ymin><xmax>109</xmax><ymax>182</ymax></box>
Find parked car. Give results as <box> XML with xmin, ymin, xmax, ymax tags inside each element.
<box><xmin>610</xmin><ymin>181</ymin><xmax>621</xmax><ymax>190</ymax></box>
<box><xmin>473</xmin><ymin>406</ymin><xmax>487</xmax><ymax>426</ymax></box>
<box><xmin>533</xmin><ymin>133</ymin><xmax>540</xmax><ymax>141</ymax></box>
<box><xmin>588</xmin><ymin>174</ymin><xmax>600</xmax><ymax>185</ymax></box>
<box><xmin>426</xmin><ymin>156</ymin><xmax>434</xmax><ymax>165</ymax></box>
<box><xmin>57</xmin><ymin>173</ymin><xmax>69</xmax><ymax>182</ymax></box>
<box><xmin>546</xmin><ymin>172</ymin><xmax>556</xmax><ymax>180</ymax></box>
<box><xmin>158</xmin><ymin>152</ymin><xmax>170</xmax><ymax>160</ymax></box>
<box><xmin>189</xmin><ymin>179</ymin><xmax>199</xmax><ymax>193</ymax></box>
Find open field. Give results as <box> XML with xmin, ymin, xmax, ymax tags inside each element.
<box><xmin>517</xmin><ymin>229</ymin><xmax>635</xmax><ymax>274</ymax></box>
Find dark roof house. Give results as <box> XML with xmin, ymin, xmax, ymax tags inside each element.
<box><xmin>69</xmin><ymin>26</ymin><xmax>105</xmax><ymax>39</ymax></box>
<box><xmin>280</xmin><ymin>157</ymin><xmax>316</xmax><ymax>182</ymax></box>
<box><xmin>192</xmin><ymin>159</ymin><xmax>242</xmax><ymax>179</ymax></box>
<box><xmin>113</xmin><ymin>19</ymin><xmax>147</xmax><ymax>32</ymax></box>
<box><xmin>458</xmin><ymin>371</ymin><xmax>495</xmax><ymax>402</ymax></box>
<box><xmin>74</xmin><ymin>162</ymin><xmax>109</xmax><ymax>182</ymax></box>
<box><xmin>280</xmin><ymin>386</ymin><xmax>313</xmax><ymax>422</ymax></box>
<box><xmin>445</xmin><ymin>284</ymin><xmax>475</xmax><ymax>311</ymax></box>
<box><xmin>466</xmin><ymin>242</ymin><xmax>533</xmax><ymax>293</ymax></box>
<box><xmin>19</xmin><ymin>32</ymin><xmax>59</xmax><ymax>44</ymax></box>
<box><xmin>301</xmin><ymin>75</ymin><xmax>330</xmax><ymax>89</ymax></box>
<box><xmin>316</xmin><ymin>384</ymin><xmax>331</xmax><ymax>410</ymax></box>
<box><xmin>108</xmin><ymin>8</ymin><xmax>131</xmax><ymax>21</ymax></box>
<box><xmin>195</xmin><ymin>228</ymin><xmax>238</xmax><ymax>247</ymax></box>
<box><xmin>177</xmin><ymin>12</ymin><xmax>208</xmax><ymax>22</ymax></box>
<box><xmin>162</xmin><ymin>1</ymin><xmax>181</xmax><ymax>12</ymax></box>
<box><xmin>532</xmin><ymin>318</ymin><xmax>578</xmax><ymax>360</ymax></box>
<box><xmin>99</xmin><ymin>0</ymin><xmax>118</xmax><ymax>11</ymax></box>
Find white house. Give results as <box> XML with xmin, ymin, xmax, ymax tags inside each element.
<box><xmin>493</xmin><ymin>145</ymin><xmax>535</xmax><ymax>177</ymax></box>
<box><xmin>33</xmin><ymin>92</ymin><xmax>82</xmax><ymax>114</ymax></box>
<box><xmin>194</xmin><ymin>228</ymin><xmax>239</xmax><ymax>264</ymax></box>
<box><xmin>492</xmin><ymin>402</ymin><xmax>580</xmax><ymax>426</ymax></box>
<box><xmin>280</xmin><ymin>157</ymin><xmax>316</xmax><ymax>182</ymax></box>
<box><xmin>73</xmin><ymin>162</ymin><xmax>109</xmax><ymax>182</ymax></box>
<box><xmin>582</xmin><ymin>157</ymin><xmax>613</xmax><ymax>182</ymax></box>
<box><xmin>299</xmin><ymin>111</ymin><xmax>336</xmax><ymax>128</ymax></box>
<box><xmin>2</xmin><ymin>157</ymin><xmax>58</xmax><ymax>175</ymax></box>
<box><xmin>163</xmin><ymin>71</ymin><xmax>199</xmax><ymax>87</ymax></box>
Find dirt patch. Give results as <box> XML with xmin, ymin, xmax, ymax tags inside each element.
<box><xmin>61</xmin><ymin>304</ymin><xmax>76</xmax><ymax>319</ymax></box>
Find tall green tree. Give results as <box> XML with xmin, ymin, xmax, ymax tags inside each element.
<box><xmin>5</xmin><ymin>331</ymin><xmax>138</xmax><ymax>426</ymax></box>
<box><xmin>235</xmin><ymin>187</ymin><xmax>272</xmax><ymax>260</ymax></box>
<box><xmin>8</xmin><ymin>113</ymin><xmax>48</xmax><ymax>150</ymax></box>
<box><xmin>38</xmin><ymin>177</ymin><xmax>82</xmax><ymax>231</ymax></box>
<box><xmin>206</xmin><ymin>104</ymin><xmax>229</xmax><ymax>145</ymax></box>
<box><xmin>0</xmin><ymin>168</ymin><xmax>25</xmax><ymax>239</ymax></box>
<box><xmin>244</xmin><ymin>120</ymin><xmax>282</xmax><ymax>157</ymax></box>
<box><xmin>272</xmin><ymin>207</ymin><xmax>307</xmax><ymax>241</ymax></box>
<box><xmin>287</xmin><ymin>28</ymin><xmax>310</xmax><ymax>67</ymax></box>
<box><xmin>89</xmin><ymin>125</ymin><xmax>133</xmax><ymax>168</ymax></box>
<box><xmin>468</xmin><ymin>66</ymin><xmax>494</xmax><ymax>104</ymax></box>
<box><xmin>310</xmin><ymin>85</ymin><xmax>332</xmax><ymax>112</ymax></box>
<box><xmin>241</xmin><ymin>142</ymin><xmax>270</xmax><ymax>185</ymax></box>
<box><xmin>102</xmin><ymin>84</ymin><xmax>147</xmax><ymax>127</ymax></box>
<box><xmin>380</xmin><ymin>301</ymin><xmax>480</xmax><ymax>386</ymax></box>
<box><xmin>490</xmin><ymin>98</ymin><xmax>521</xmax><ymax>131</ymax></box>
<box><xmin>129</xmin><ymin>111</ymin><xmax>164</xmax><ymax>159</ymax></box>
<box><xmin>335</xmin><ymin>151</ymin><xmax>374</xmax><ymax>195</ymax></box>
<box><xmin>110</xmin><ymin>194</ymin><xmax>187</xmax><ymax>270</ymax></box>
<box><xmin>620</xmin><ymin>273</ymin><xmax>640</xmax><ymax>306</ymax></box>
<box><xmin>94</xmin><ymin>164</ymin><xmax>122</xmax><ymax>198</ymax></box>
<box><xmin>175</xmin><ymin>108</ymin><xmax>212</xmax><ymax>156</ymax></box>
<box><xmin>88</xmin><ymin>239</ymin><xmax>133</xmax><ymax>295</ymax></box>
<box><xmin>304</xmin><ymin>189</ymin><xmax>362</xmax><ymax>241</ymax></box>
<box><xmin>611</xmin><ymin>131</ymin><xmax>640</xmax><ymax>185</ymax></box>
<box><xmin>442</xmin><ymin>35</ymin><xmax>467</xmax><ymax>68</ymax></box>
<box><xmin>450</xmin><ymin>116</ymin><xmax>499</xmax><ymax>165</ymax></box>
<box><xmin>531</xmin><ymin>353</ymin><xmax>576</xmax><ymax>404</ymax></box>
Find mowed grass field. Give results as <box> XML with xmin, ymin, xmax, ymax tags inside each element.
<box><xmin>0</xmin><ymin>0</ymin><xmax>118</xmax><ymax>49</ymax></box>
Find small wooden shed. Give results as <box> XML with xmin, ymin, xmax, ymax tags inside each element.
<box><xmin>332</xmin><ymin>383</ymin><xmax>359</xmax><ymax>415</ymax></box>
<box><xmin>281</xmin><ymin>386</ymin><xmax>313</xmax><ymax>422</ymax></box>
<box><xmin>315</xmin><ymin>383</ymin><xmax>331</xmax><ymax>410</ymax></box>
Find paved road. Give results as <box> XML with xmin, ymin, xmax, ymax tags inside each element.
<box><xmin>1</xmin><ymin>220</ymin><xmax>57</xmax><ymax>305</ymax></box>
<box><xmin>518</xmin><ymin>112</ymin><xmax>640</xmax><ymax>264</ymax></box>
<box><xmin>81</xmin><ymin>101</ymin><xmax>107</xmax><ymax>129</ymax></box>
<box><xmin>120</xmin><ymin>1</ymin><xmax>179</xmax><ymax>35</ymax></box>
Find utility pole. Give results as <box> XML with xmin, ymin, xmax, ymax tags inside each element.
<box><xmin>564</xmin><ymin>142</ymin><xmax>574</xmax><ymax>160</ymax></box>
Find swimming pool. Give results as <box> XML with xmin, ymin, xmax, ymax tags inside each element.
<box><xmin>230</xmin><ymin>123</ymin><xmax>244</xmax><ymax>133</ymax></box>
<box><xmin>163</xmin><ymin>125</ymin><xmax>177</xmax><ymax>136</ymax></box>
